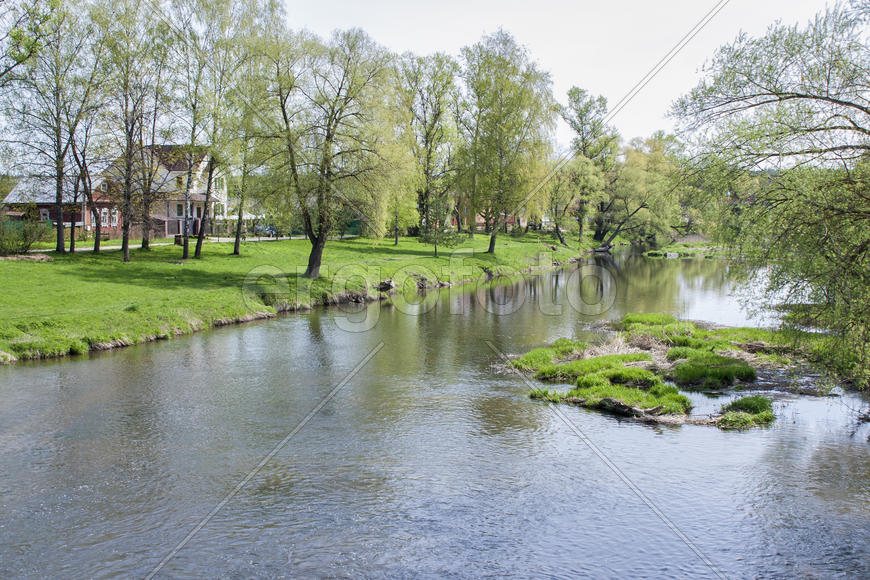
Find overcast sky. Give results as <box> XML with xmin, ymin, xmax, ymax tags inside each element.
<box><xmin>283</xmin><ymin>0</ymin><xmax>832</xmax><ymax>147</ymax></box>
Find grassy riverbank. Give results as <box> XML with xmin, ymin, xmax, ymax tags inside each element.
<box><xmin>0</xmin><ymin>235</ymin><xmax>585</xmax><ymax>363</ymax></box>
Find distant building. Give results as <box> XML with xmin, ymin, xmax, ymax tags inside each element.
<box><xmin>1</xmin><ymin>145</ymin><xmax>229</xmax><ymax>239</ymax></box>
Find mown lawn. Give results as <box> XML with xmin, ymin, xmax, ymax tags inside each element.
<box><xmin>0</xmin><ymin>234</ymin><xmax>585</xmax><ymax>361</ymax></box>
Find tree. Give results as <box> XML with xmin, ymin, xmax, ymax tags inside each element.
<box><xmin>546</xmin><ymin>156</ymin><xmax>601</xmax><ymax>246</ymax></box>
<box><xmin>98</xmin><ymin>0</ymin><xmax>164</xmax><ymax>262</ymax></box>
<box><xmin>0</xmin><ymin>0</ymin><xmax>54</xmax><ymax>90</ymax></box>
<box><xmin>395</xmin><ymin>52</ymin><xmax>457</xmax><ymax>230</ymax></box>
<box><xmin>458</xmin><ymin>30</ymin><xmax>554</xmax><ymax>254</ymax></box>
<box><xmin>224</xmin><ymin>11</ymin><xmax>272</xmax><ymax>257</ymax></box>
<box><xmin>5</xmin><ymin>2</ymin><xmax>102</xmax><ymax>253</ymax></box>
<box><xmin>265</xmin><ymin>27</ymin><xmax>391</xmax><ymax>278</ymax></box>
<box><xmin>672</xmin><ymin>2</ymin><xmax>870</xmax><ymax>383</ymax></box>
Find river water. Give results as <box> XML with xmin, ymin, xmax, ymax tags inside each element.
<box><xmin>1</xmin><ymin>252</ymin><xmax>868</xmax><ymax>579</ymax></box>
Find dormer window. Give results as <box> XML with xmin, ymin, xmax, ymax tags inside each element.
<box><xmin>176</xmin><ymin>176</ymin><xmax>184</xmax><ymax>190</ymax></box>
<box><xmin>100</xmin><ymin>181</ymin><xmax>108</xmax><ymax>193</ymax></box>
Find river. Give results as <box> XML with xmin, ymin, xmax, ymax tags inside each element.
<box><xmin>1</xmin><ymin>252</ymin><xmax>868</xmax><ymax>578</ymax></box>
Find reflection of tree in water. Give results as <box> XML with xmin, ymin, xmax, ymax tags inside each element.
<box><xmin>596</xmin><ymin>251</ymin><xmax>739</xmax><ymax>318</ymax></box>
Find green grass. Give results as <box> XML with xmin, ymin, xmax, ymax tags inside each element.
<box><xmin>670</xmin><ymin>351</ymin><xmax>757</xmax><ymax>388</ymax></box>
<box><xmin>0</xmin><ymin>235</ymin><xmax>584</xmax><ymax>362</ymax></box>
<box><xmin>511</xmin><ymin>338</ymin><xmax>586</xmax><ymax>371</ymax></box>
<box><xmin>529</xmin><ymin>382</ymin><xmax>691</xmax><ymax>415</ymax></box>
<box><xmin>722</xmin><ymin>395</ymin><xmax>772</xmax><ymax>414</ymax></box>
<box><xmin>577</xmin><ymin>366</ymin><xmax>664</xmax><ymax>389</ymax></box>
<box><xmin>572</xmin><ymin>382</ymin><xmax>691</xmax><ymax>415</ymax></box>
<box><xmin>535</xmin><ymin>353</ymin><xmax>652</xmax><ymax>382</ymax></box>
<box><xmin>718</xmin><ymin>410</ymin><xmax>775</xmax><ymax>429</ymax></box>
<box><xmin>30</xmin><ymin>236</ymin><xmax>177</xmax><ymax>250</ymax></box>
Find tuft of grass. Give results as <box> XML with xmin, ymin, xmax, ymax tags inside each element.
<box><xmin>551</xmin><ymin>338</ymin><xmax>586</xmax><ymax>357</ymax></box>
<box><xmin>718</xmin><ymin>410</ymin><xmax>775</xmax><ymax>429</ymax></box>
<box><xmin>511</xmin><ymin>338</ymin><xmax>585</xmax><ymax>371</ymax></box>
<box><xmin>595</xmin><ymin>366</ymin><xmax>664</xmax><ymax>388</ymax></box>
<box><xmin>618</xmin><ymin>313</ymin><xmax>677</xmax><ymax>329</ymax></box>
<box><xmin>670</xmin><ymin>352</ymin><xmax>757</xmax><ymax>389</ymax></box>
<box><xmin>566</xmin><ymin>382</ymin><xmax>692</xmax><ymax>415</ymax></box>
<box><xmin>529</xmin><ymin>388</ymin><xmax>564</xmax><ymax>403</ymax></box>
<box><xmin>512</xmin><ymin>347</ymin><xmax>557</xmax><ymax>371</ymax></box>
<box><xmin>722</xmin><ymin>395</ymin><xmax>772</xmax><ymax>415</ymax></box>
<box><xmin>535</xmin><ymin>353</ymin><xmax>652</xmax><ymax>382</ymax></box>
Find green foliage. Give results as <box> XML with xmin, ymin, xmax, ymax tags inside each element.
<box><xmin>722</xmin><ymin>395</ymin><xmax>772</xmax><ymax>415</ymax></box>
<box><xmin>673</xmin><ymin>5</ymin><xmax>870</xmax><ymax>387</ymax></box>
<box><xmin>0</xmin><ymin>216</ymin><xmax>49</xmax><ymax>255</ymax></box>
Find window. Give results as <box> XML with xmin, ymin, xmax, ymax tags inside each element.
<box><xmin>39</xmin><ymin>208</ymin><xmax>50</xmax><ymax>222</ymax></box>
<box><xmin>111</xmin><ymin>209</ymin><xmax>118</xmax><ymax>227</ymax></box>
<box><xmin>215</xmin><ymin>176</ymin><xmax>223</xmax><ymax>190</ymax></box>
<box><xmin>176</xmin><ymin>176</ymin><xmax>184</xmax><ymax>190</ymax></box>
<box><xmin>176</xmin><ymin>203</ymin><xmax>184</xmax><ymax>218</ymax></box>
<box><xmin>100</xmin><ymin>208</ymin><xmax>108</xmax><ymax>227</ymax></box>
<box><xmin>100</xmin><ymin>181</ymin><xmax>108</xmax><ymax>193</ymax></box>
<box><xmin>195</xmin><ymin>206</ymin><xmax>202</xmax><ymax>218</ymax></box>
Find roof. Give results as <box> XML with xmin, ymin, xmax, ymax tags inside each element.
<box><xmin>2</xmin><ymin>175</ymin><xmax>81</xmax><ymax>205</ymax></box>
<box><xmin>146</xmin><ymin>145</ymin><xmax>208</xmax><ymax>172</ymax></box>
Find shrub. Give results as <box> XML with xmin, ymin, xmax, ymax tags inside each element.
<box><xmin>0</xmin><ymin>215</ymin><xmax>49</xmax><ymax>255</ymax></box>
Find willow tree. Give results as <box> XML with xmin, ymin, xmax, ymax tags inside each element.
<box><xmin>457</xmin><ymin>30</ymin><xmax>554</xmax><ymax>254</ymax></box>
<box><xmin>673</xmin><ymin>1</ymin><xmax>870</xmax><ymax>383</ymax></box>
<box><xmin>266</xmin><ymin>27</ymin><xmax>391</xmax><ymax>278</ymax></box>
<box><xmin>395</xmin><ymin>52</ymin><xmax>457</xmax><ymax>231</ymax></box>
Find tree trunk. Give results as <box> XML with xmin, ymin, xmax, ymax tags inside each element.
<box><xmin>69</xmin><ymin>206</ymin><xmax>76</xmax><ymax>252</ymax></box>
<box><xmin>488</xmin><ymin>231</ymin><xmax>497</xmax><ymax>254</ymax></box>
<box><xmin>122</xmin><ymin>197</ymin><xmax>131</xmax><ymax>262</ymax></box>
<box><xmin>55</xmin><ymin>171</ymin><xmax>65</xmax><ymax>253</ymax></box>
<box><xmin>141</xmin><ymin>198</ymin><xmax>151</xmax><ymax>250</ymax></box>
<box><xmin>554</xmin><ymin>223</ymin><xmax>566</xmax><ymax>246</ymax></box>
<box><xmin>92</xmin><ymin>206</ymin><xmax>101</xmax><ymax>253</ymax></box>
<box><xmin>303</xmin><ymin>234</ymin><xmax>327</xmax><ymax>279</ymax></box>
<box><xmin>195</xmin><ymin>159</ymin><xmax>215</xmax><ymax>259</ymax></box>
<box><xmin>233</xmin><ymin>193</ymin><xmax>244</xmax><ymax>256</ymax></box>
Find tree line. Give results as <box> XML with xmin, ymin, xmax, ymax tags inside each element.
<box><xmin>0</xmin><ymin>0</ymin><xmax>698</xmax><ymax>272</ymax></box>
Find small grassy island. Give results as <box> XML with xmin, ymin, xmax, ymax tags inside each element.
<box><xmin>517</xmin><ymin>313</ymin><xmax>825</xmax><ymax>429</ymax></box>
